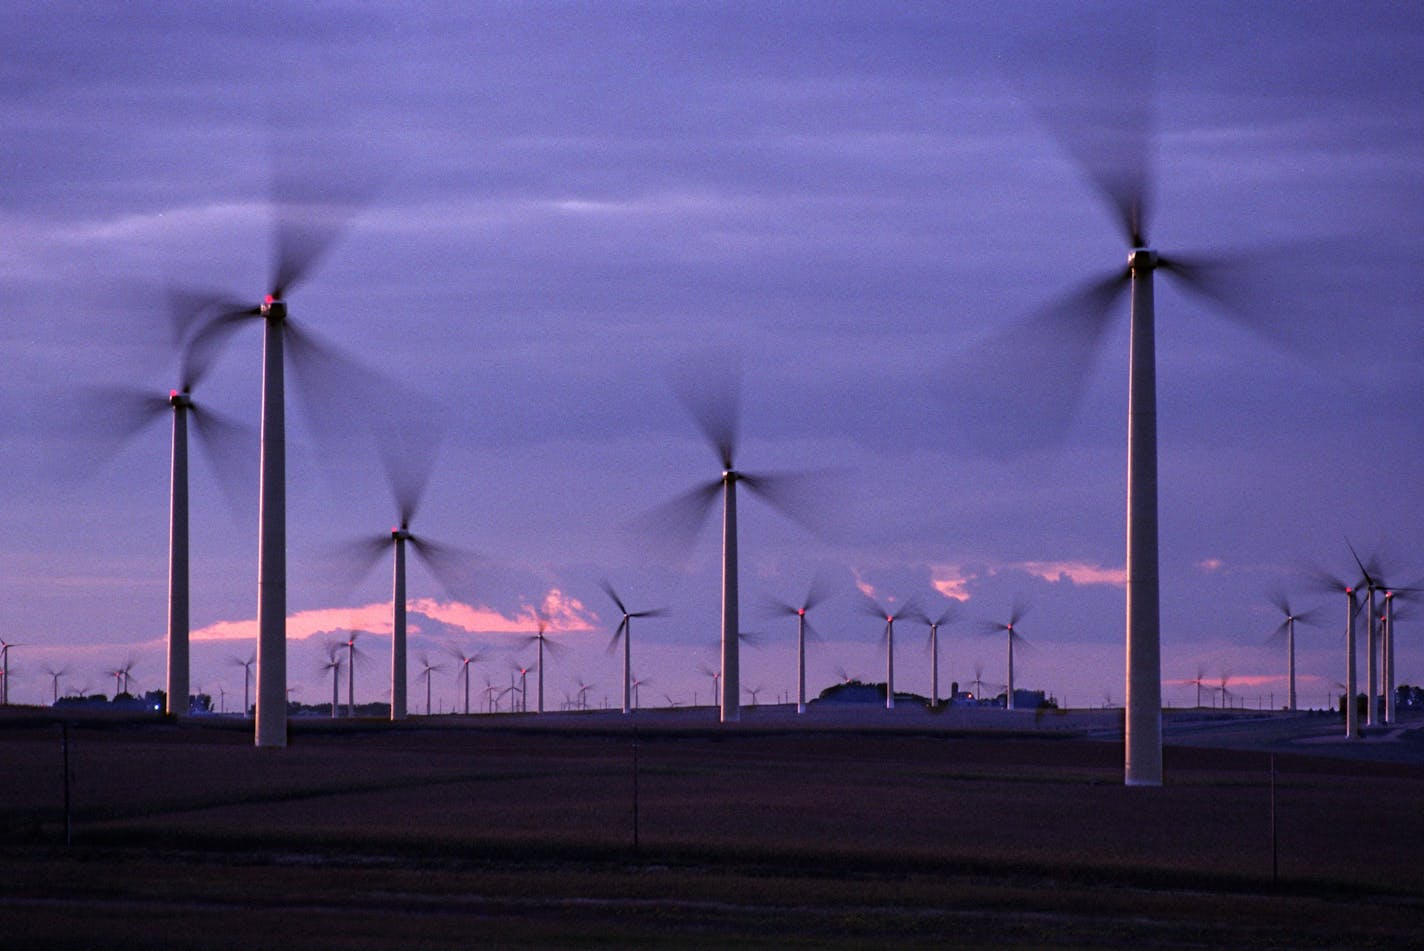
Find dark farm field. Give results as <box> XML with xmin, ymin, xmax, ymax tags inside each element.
<box><xmin>1</xmin><ymin>707</ymin><xmax>1421</xmax><ymax>949</ymax></box>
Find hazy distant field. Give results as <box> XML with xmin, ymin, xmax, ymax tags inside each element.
<box><xmin>2</xmin><ymin>706</ymin><xmax>1421</xmax><ymax>948</ymax></box>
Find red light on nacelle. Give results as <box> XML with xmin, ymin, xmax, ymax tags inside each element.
<box><xmin>264</xmin><ymin>294</ymin><xmax>275</xmax><ymax>304</ymax></box>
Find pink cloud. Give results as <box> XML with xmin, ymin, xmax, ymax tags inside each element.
<box><xmin>929</xmin><ymin>565</ymin><xmax>974</xmax><ymax>602</ymax></box>
<box><xmin>1016</xmin><ymin>561</ymin><xmax>1126</xmax><ymax>587</ymax></box>
<box><xmin>190</xmin><ymin>588</ymin><xmax>598</xmax><ymax>643</ymax></box>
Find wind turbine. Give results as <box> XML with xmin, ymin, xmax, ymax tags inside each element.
<box><xmin>908</xmin><ymin>602</ymin><xmax>960</xmax><ymax>709</ymax></box>
<box><xmin>0</xmin><ymin>639</ymin><xmax>17</xmax><ymax>705</ymax></box>
<box><xmin>416</xmin><ymin>653</ymin><xmax>444</xmax><ymax>716</ymax></box>
<box><xmin>1380</xmin><ymin>590</ymin><xmax>1418</xmax><ymax>723</ymax></box>
<box><xmin>861</xmin><ymin>596</ymin><xmax>915</xmax><ymax>710</ymax></box>
<box><xmin>110</xmin><ymin>657</ymin><xmax>137</xmax><ymax>698</ymax></box>
<box><xmin>575</xmin><ymin>677</ymin><xmax>594</xmax><ymax>712</ymax></box>
<box><xmin>644</xmin><ymin>358</ymin><xmax>825</xmax><ymax>724</ymax></box>
<box><xmin>81</xmin><ymin>329</ymin><xmax>253</xmax><ymax>719</ymax></box>
<box><xmin>338</xmin><ymin>632</ymin><xmax>371</xmax><ymax>717</ymax></box>
<box><xmin>982</xmin><ymin>603</ymin><xmax>1030</xmax><ymax>711</ymax></box>
<box><xmin>42</xmin><ymin>665</ymin><xmax>68</xmax><ymax>706</ymax></box>
<box><xmin>1312</xmin><ymin>567</ymin><xmax>1364</xmax><ymax>738</ymax></box>
<box><xmin>517</xmin><ymin>612</ymin><xmax>565</xmax><ymax>715</ymax></box>
<box><xmin>763</xmin><ymin>576</ymin><xmax>833</xmax><ymax>714</ymax></box>
<box><xmin>1217</xmin><ymin>673</ymin><xmax>1234</xmax><ymax>711</ymax></box>
<box><xmin>697</xmin><ymin>662</ymin><xmax>721</xmax><ymax>708</ymax></box>
<box><xmin>745</xmin><ymin>684</ymin><xmax>765</xmax><ymax>707</ymax></box>
<box><xmin>513</xmin><ymin>662</ymin><xmax>533</xmax><ymax>714</ymax></box>
<box><xmin>601</xmin><ymin>581</ymin><xmax>665</xmax><ymax>716</ymax></box>
<box><xmin>1266</xmin><ymin>594</ymin><xmax>1318</xmax><ymax>712</ymax></box>
<box><xmin>446</xmin><ymin>644</ymin><xmax>484</xmax><ymax>716</ymax></box>
<box><xmin>1188</xmin><ymin>666</ymin><xmax>1209</xmax><ymax>709</ymax></box>
<box><xmin>229</xmin><ymin>654</ymin><xmax>255</xmax><ymax>717</ymax></box>
<box><xmin>176</xmin><ymin>154</ymin><xmax>387</xmax><ymax>747</ymax></box>
<box><xmin>318</xmin><ymin>642</ymin><xmax>343</xmax><ymax>719</ymax></box>
<box><xmin>948</xmin><ymin>16</ymin><xmax>1336</xmax><ymax>786</ymax></box>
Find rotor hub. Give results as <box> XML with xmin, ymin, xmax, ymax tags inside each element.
<box><xmin>168</xmin><ymin>388</ymin><xmax>193</xmax><ymax>408</ymax></box>
<box><xmin>261</xmin><ymin>295</ymin><xmax>288</xmax><ymax>320</ymax></box>
<box><xmin>1128</xmin><ymin>248</ymin><xmax>1158</xmax><ymax>271</ymax></box>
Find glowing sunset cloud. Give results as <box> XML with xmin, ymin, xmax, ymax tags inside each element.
<box><xmin>192</xmin><ymin>603</ymin><xmax>396</xmax><ymax>642</ymax></box>
<box><xmin>1016</xmin><ymin>562</ymin><xmax>1126</xmax><ymax>587</ymax></box>
<box><xmin>929</xmin><ymin>566</ymin><xmax>974</xmax><ymax>601</ymax></box>
<box><xmin>851</xmin><ymin>567</ymin><xmax>876</xmax><ymax>600</ymax></box>
<box><xmin>191</xmin><ymin>589</ymin><xmax>598</xmax><ymax>643</ymax></box>
<box><xmin>1197</xmin><ymin>558</ymin><xmax>1225</xmax><ymax>573</ymax></box>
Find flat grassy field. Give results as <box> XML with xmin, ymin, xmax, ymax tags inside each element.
<box><xmin>2</xmin><ymin>708</ymin><xmax>1421</xmax><ymax>948</ymax></box>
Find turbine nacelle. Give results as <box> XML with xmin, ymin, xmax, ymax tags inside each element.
<box><xmin>1128</xmin><ymin>247</ymin><xmax>1158</xmax><ymax>271</ymax></box>
<box><xmin>168</xmin><ymin>388</ymin><xmax>193</xmax><ymax>408</ymax></box>
<box><xmin>260</xmin><ymin>295</ymin><xmax>288</xmax><ymax>320</ymax></box>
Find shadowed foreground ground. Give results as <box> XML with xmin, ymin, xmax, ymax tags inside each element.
<box><xmin>1</xmin><ymin>707</ymin><xmax>1421</xmax><ymax>948</ymax></box>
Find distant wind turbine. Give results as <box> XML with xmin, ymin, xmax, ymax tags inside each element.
<box><xmin>42</xmin><ymin>665</ymin><xmax>68</xmax><ymax>706</ymax></box>
<box><xmin>0</xmin><ymin>639</ymin><xmax>18</xmax><ymax>705</ymax></box>
<box><xmin>417</xmin><ymin>653</ymin><xmax>445</xmax><ymax>716</ymax></box>
<box><xmin>319</xmin><ymin>643</ymin><xmax>342</xmax><ymax>719</ymax></box>
<box><xmin>909</xmin><ymin>602</ymin><xmax>960</xmax><ymax>708</ymax></box>
<box><xmin>230</xmin><ymin>654</ymin><xmax>255</xmax><ymax>717</ymax></box>
<box><xmin>982</xmin><ymin>603</ymin><xmax>1030</xmax><ymax>710</ymax></box>
<box><xmin>763</xmin><ymin>575</ymin><xmax>834</xmax><ymax>714</ymax></box>
<box><xmin>601</xmin><ymin>581</ymin><xmax>665</xmax><ymax>716</ymax></box>
<box><xmin>861</xmin><ymin>595</ymin><xmax>915</xmax><ymax>710</ymax></box>
<box><xmin>642</xmin><ymin>355</ymin><xmax>827</xmax><ymax>724</ymax></box>
<box><xmin>517</xmin><ymin>611</ymin><xmax>565</xmax><ymax>715</ymax></box>
<box><xmin>697</xmin><ymin>662</ymin><xmax>721</xmax><ymax>709</ymax></box>
<box><xmin>446</xmin><ymin>644</ymin><xmax>484</xmax><ymax>716</ymax></box>
<box><xmin>1314</xmin><ymin>563</ymin><xmax>1366</xmax><ymax>738</ymax></box>
<box><xmin>1266</xmin><ymin>594</ymin><xmax>1318</xmax><ymax>712</ymax></box>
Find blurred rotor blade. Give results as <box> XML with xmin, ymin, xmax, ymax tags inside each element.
<box><xmin>269</xmin><ymin>132</ymin><xmax>382</xmax><ymax>300</ymax></box>
<box><xmin>1267</xmin><ymin>591</ymin><xmax>1293</xmax><ymax>619</ymax></box>
<box><xmin>629</xmin><ymin>608</ymin><xmax>669</xmax><ymax>620</ymax></box>
<box><xmin>605</xmin><ymin>618</ymin><xmax>628</xmax><ymax>655</ymax></box>
<box><xmin>739</xmin><ymin>469</ymin><xmax>839</xmax><ymax>537</ymax></box>
<box><xmin>599</xmin><ymin>579</ymin><xmax>629</xmax><ymax>617</ymax></box>
<box><xmin>943</xmin><ymin>268</ymin><xmax>1128</xmax><ymax>457</ymax></box>
<box><xmin>70</xmin><ymin>386</ymin><xmax>171</xmax><ymax>464</ymax></box>
<box><xmin>1158</xmin><ymin>237</ymin><xmax>1360</xmax><ymax>361</ymax></box>
<box><xmin>669</xmin><ymin>348</ymin><xmax>742</xmax><ymax>470</ymax></box>
<box><xmin>408</xmin><ymin>535</ymin><xmax>482</xmax><ymax>602</ymax></box>
<box><xmin>189</xmin><ymin>401</ymin><xmax>258</xmax><ymax>522</ymax></box>
<box><xmin>284</xmin><ymin>319</ymin><xmax>398</xmax><ymax>467</ymax></box>
<box><xmin>379</xmin><ymin>416</ymin><xmax>447</xmax><ymax>528</ymax></box>
<box><xmin>1008</xmin><ymin>7</ymin><xmax>1155</xmax><ymax>247</ymax></box>
<box><xmin>176</xmin><ymin>292</ymin><xmax>263</xmax><ymax>391</ymax></box>
<box><xmin>625</xmin><ymin>479</ymin><xmax>721</xmax><ymax>561</ymax></box>
<box><xmin>1265</xmin><ymin>617</ymin><xmax>1291</xmax><ymax>645</ymax></box>
<box><xmin>327</xmin><ymin>533</ymin><xmax>393</xmax><ymax>593</ymax></box>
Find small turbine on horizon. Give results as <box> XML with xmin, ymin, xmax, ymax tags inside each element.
<box><xmin>602</xmin><ymin>581</ymin><xmax>665</xmax><ymax>716</ymax></box>
<box><xmin>763</xmin><ymin>575</ymin><xmax>834</xmax><ymax>714</ymax></box>
<box><xmin>1266</xmin><ymin>593</ymin><xmax>1318</xmax><ymax>712</ymax></box>
<box><xmin>982</xmin><ymin>603</ymin><xmax>1030</xmax><ymax>711</ymax></box>
<box><xmin>860</xmin><ymin>595</ymin><xmax>915</xmax><ymax>711</ymax></box>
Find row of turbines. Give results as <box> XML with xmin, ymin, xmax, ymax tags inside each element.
<box><xmin>67</xmin><ymin>17</ymin><xmax>1409</xmax><ymax>790</ymax></box>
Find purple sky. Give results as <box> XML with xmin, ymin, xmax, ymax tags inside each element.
<box><xmin>2</xmin><ymin>2</ymin><xmax>1420</xmax><ymax>713</ymax></box>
